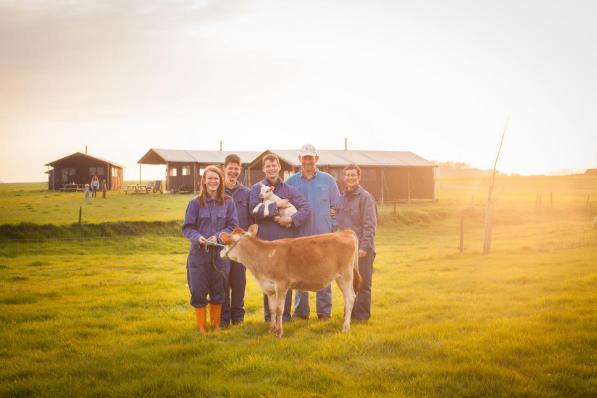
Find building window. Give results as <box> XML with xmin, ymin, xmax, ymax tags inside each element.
<box><xmin>199</xmin><ymin>168</ymin><xmax>205</xmax><ymax>176</ymax></box>
<box><xmin>182</xmin><ymin>166</ymin><xmax>191</xmax><ymax>176</ymax></box>
<box><xmin>89</xmin><ymin>167</ymin><xmax>105</xmax><ymax>176</ymax></box>
<box><xmin>169</xmin><ymin>168</ymin><xmax>178</xmax><ymax>177</ymax></box>
<box><xmin>112</xmin><ymin>167</ymin><xmax>118</xmax><ymax>177</ymax></box>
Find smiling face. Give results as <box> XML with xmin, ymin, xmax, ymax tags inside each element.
<box><xmin>299</xmin><ymin>154</ymin><xmax>318</xmax><ymax>175</ymax></box>
<box><xmin>344</xmin><ymin>168</ymin><xmax>360</xmax><ymax>190</ymax></box>
<box><xmin>204</xmin><ymin>170</ymin><xmax>221</xmax><ymax>195</ymax></box>
<box><xmin>224</xmin><ymin>162</ymin><xmax>241</xmax><ymax>187</ymax></box>
<box><xmin>262</xmin><ymin>158</ymin><xmax>281</xmax><ymax>183</ymax></box>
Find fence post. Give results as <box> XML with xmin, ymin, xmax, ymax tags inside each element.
<box><xmin>78</xmin><ymin>206</ymin><xmax>82</xmax><ymax>227</ymax></box>
<box><xmin>550</xmin><ymin>192</ymin><xmax>553</xmax><ymax>209</ymax></box>
<box><xmin>459</xmin><ymin>213</ymin><xmax>464</xmax><ymax>253</ymax></box>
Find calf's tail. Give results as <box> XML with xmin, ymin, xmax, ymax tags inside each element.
<box><xmin>352</xmin><ymin>232</ymin><xmax>362</xmax><ymax>294</ymax></box>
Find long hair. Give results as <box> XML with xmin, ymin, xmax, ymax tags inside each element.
<box><xmin>197</xmin><ymin>165</ymin><xmax>229</xmax><ymax>206</ymax></box>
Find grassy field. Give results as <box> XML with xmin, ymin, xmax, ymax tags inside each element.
<box><xmin>1</xmin><ymin>177</ymin><xmax>596</xmax><ymax>397</ymax></box>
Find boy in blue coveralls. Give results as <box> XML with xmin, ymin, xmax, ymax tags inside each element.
<box><xmin>286</xmin><ymin>144</ymin><xmax>341</xmax><ymax>320</ymax></box>
<box><xmin>182</xmin><ymin>165</ymin><xmax>238</xmax><ymax>334</ymax></box>
<box><xmin>249</xmin><ymin>153</ymin><xmax>311</xmax><ymax>322</ymax></box>
<box><xmin>221</xmin><ymin>154</ymin><xmax>251</xmax><ymax>327</ymax></box>
<box><xmin>336</xmin><ymin>164</ymin><xmax>377</xmax><ymax>321</ymax></box>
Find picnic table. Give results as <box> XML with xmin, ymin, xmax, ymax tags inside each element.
<box><xmin>60</xmin><ymin>183</ymin><xmax>84</xmax><ymax>192</ymax></box>
<box><xmin>124</xmin><ymin>184</ymin><xmax>151</xmax><ymax>194</ymax></box>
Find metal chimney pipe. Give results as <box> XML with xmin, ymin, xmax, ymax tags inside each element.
<box><xmin>85</xmin><ymin>145</ymin><xmax>88</xmax><ymax>154</ymax></box>
<box><xmin>220</xmin><ymin>140</ymin><xmax>222</xmax><ymax>152</ymax></box>
<box><xmin>344</xmin><ymin>138</ymin><xmax>347</xmax><ymax>151</ymax></box>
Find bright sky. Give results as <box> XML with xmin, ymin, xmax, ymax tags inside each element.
<box><xmin>1</xmin><ymin>0</ymin><xmax>596</xmax><ymax>182</ymax></box>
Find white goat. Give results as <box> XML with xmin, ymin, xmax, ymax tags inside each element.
<box><xmin>252</xmin><ymin>184</ymin><xmax>297</xmax><ymax>222</ymax></box>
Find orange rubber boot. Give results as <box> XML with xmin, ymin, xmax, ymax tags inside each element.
<box><xmin>195</xmin><ymin>307</ymin><xmax>207</xmax><ymax>335</ymax></box>
<box><xmin>210</xmin><ymin>303</ymin><xmax>222</xmax><ymax>331</ymax></box>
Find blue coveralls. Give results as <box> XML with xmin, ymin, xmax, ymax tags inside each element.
<box><xmin>182</xmin><ymin>196</ymin><xmax>238</xmax><ymax>309</ymax></box>
<box><xmin>249</xmin><ymin>178</ymin><xmax>311</xmax><ymax>321</ymax></box>
<box><xmin>337</xmin><ymin>185</ymin><xmax>377</xmax><ymax>320</ymax></box>
<box><xmin>221</xmin><ymin>183</ymin><xmax>252</xmax><ymax>327</ymax></box>
<box><xmin>286</xmin><ymin>169</ymin><xmax>341</xmax><ymax>319</ymax></box>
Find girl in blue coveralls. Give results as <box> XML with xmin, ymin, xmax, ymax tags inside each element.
<box><xmin>182</xmin><ymin>165</ymin><xmax>238</xmax><ymax>334</ymax></box>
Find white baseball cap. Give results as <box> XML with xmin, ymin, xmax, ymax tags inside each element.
<box><xmin>299</xmin><ymin>144</ymin><xmax>318</xmax><ymax>157</ymax></box>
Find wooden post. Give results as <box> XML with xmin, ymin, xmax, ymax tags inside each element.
<box><xmin>407</xmin><ymin>167</ymin><xmax>411</xmax><ymax>204</ymax></box>
<box><xmin>380</xmin><ymin>168</ymin><xmax>385</xmax><ymax>206</ymax></box>
<box><xmin>166</xmin><ymin>162</ymin><xmax>169</xmax><ymax>191</ymax></box>
<box><xmin>539</xmin><ymin>194</ymin><xmax>542</xmax><ymax>209</ymax></box>
<box><xmin>78</xmin><ymin>206</ymin><xmax>82</xmax><ymax>226</ymax></box>
<box><xmin>550</xmin><ymin>192</ymin><xmax>553</xmax><ymax>209</ymax></box>
<box><xmin>432</xmin><ymin>166</ymin><xmax>436</xmax><ymax>202</ymax></box>
<box><xmin>459</xmin><ymin>213</ymin><xmax>464</xmax><ymax>253</ymax></box>
<box><xmin>139</xmin><ymin>164</ymin><xmax>142</xmax><ymax>185</ymax></box>
<box><xmin>483</xmin><ymin>122</ymin><xmax>507</xmax><ymax>255</ymax></box>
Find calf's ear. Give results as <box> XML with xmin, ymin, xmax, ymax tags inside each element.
<box><xmin>248</xmin><ymin>224</ymin><xmax>258</xmax><ymax>236</ymax></box>
<box><xmin>232</xmin><ymin>226</ymin><xmax>245</xmax><ymax>234</ymax></box>
<box><xmin>219</xmin><ymin>232</ymin><xmax>231</xmax><ymax>244</ymax></box>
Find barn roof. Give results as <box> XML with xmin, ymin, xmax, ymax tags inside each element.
<box><xmin>250</xmin><ymin>149</ymin><xmax>436</xmax><ymax>168</ymax></box>
<box><xmin>137</xmin><ymin>148</ymin><xmax>435</xmax><ymax>168</ymax></box>
<box><xmin>137</xmin><ymin>148</ymin><xmax>262</xmax><ymax>165</ymax></box>
<box><xmin>45</xmin><ymin>152</ymin><xmax>124</xmax><ymax>168</ymax></box>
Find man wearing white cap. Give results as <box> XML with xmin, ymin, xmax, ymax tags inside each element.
<box><xmin>286</xmin><ymin>144</ymin><xmax>341</xmax><ymax>320</ymax></box>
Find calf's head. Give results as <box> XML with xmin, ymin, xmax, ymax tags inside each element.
<box><xmin>219</xmin><ymin>224</ymin><xmax>259</xmax><ymax>261</ymax></box>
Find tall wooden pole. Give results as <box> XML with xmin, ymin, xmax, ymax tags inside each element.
<box><xmin>483</xmin><ymin>122</ymin><xmax>508</xmax><ymax>255</ymax></box>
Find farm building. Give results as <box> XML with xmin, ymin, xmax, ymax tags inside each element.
<box><xmin>247</xmin><ymin>149</ymin><xmax>437</xmax><ymax>202</ymax></box>
<box><xmin>46</xmin><ymin>152</ymin><xmax>124</xmax><ymax>191</ymax></box>
<box><xmin>137</xmin><ymin>149</ymin><xmax>261</xmax><ymax>192</ymax></box>
<box><xmin>138</xmin><ymin>147</ymin><xmax>436</xmax><ymax>201</ymax></box>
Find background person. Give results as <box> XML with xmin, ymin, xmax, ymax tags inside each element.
<box><xmin>221</xmin><ymin>154</ymin><xmax>251</xmax><ymax>327</ymax></box>
<box><xmin>337</xmin><ymin>164</ymin><xmax>377</xmax><ymax>321</ymax></box>
<box><xmin>90</xmin><ymin>175</ymin><xmax>99</xmax><ymax>198</ymax></box>
<box><xmin>286</xmin><ymin>144</ymin><xmax>341</xmax><ymax>320</ymax></box>
<box><xmin>249</xmin><ymin>153</ymin><xmax>311</xmax><ymax>322</ymax></box>
<box><xmin>182</xmin><ymin>165</ymin><xmax>238</xmax><ymax>334</ymax></box>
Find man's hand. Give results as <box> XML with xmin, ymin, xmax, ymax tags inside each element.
<box><xmin>330</xmin><ymin>207</ymin><xmax>337</xmax><ymax>218</ymax></box>
<box><xmin>276</xmin><ymin>198</ymin><xmax>290</xmax><ymax>209</ymax></box>
<box><xmin>277</xmin><ymin>216</ymin><xmax>293</xmax><ymax>227</ymax></box>
<box><xmin>198</xmin><ymin>236</ymin><xmax>207</xmax><ymax>245</ymax></box>
<box><xmin>358</xmin><ymin>249</ymin><xmax>367</xmax><ymax>258</ymax></box>
<box><xmin>206</xmin><ymin>236</ymin><xmax>218</xmax><ymax>245</ymax></box>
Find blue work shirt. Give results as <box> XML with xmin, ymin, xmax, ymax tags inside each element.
<box><xmin>182</xmin><ymin>196</ymin><xmax>238</xmax><ymax>249</ymax></box>
<box><xmin>337</xmin><ymin>185</ymin><xmax>377</xmax><ymax>252</ymax></box>
<box><xmin>225</xmin><ymin>183</ymin><xmax>252</xmax><ymax>230</ymax></box>
<box><xmin>286</xmin><ymin>169</ymin><xmax>341</xmax><ymax>236</ymax></box>
<box><xmin>249</xmin><ymin>178</ymin><xmax>311</xmax><ymax>241</ymax></box>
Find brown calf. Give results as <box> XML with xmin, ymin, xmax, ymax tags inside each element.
<box><xmin>219</xmin><ymin>224</ymin><xmax>361</xmax><ymax>337</ymax></box>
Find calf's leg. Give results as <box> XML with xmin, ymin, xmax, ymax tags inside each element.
<box><xmin>273</xmin><ymin>289</ymin><xmax>288</xmax><ymax>338</ymax></box>
<box><xmin>266</xmin><ymin>293</ymin><xmax>278</xmax><ymax>334</ymax></box>
<box><xmin>335</xmin><ymin>274</ymin><xmax>356</xmax><ymax>332</ymax></box>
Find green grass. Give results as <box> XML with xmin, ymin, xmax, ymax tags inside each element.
<box><xmin>0</xmin><ymin>177</ymin><xmax>596</xmax><ymax>397</ymax></box>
